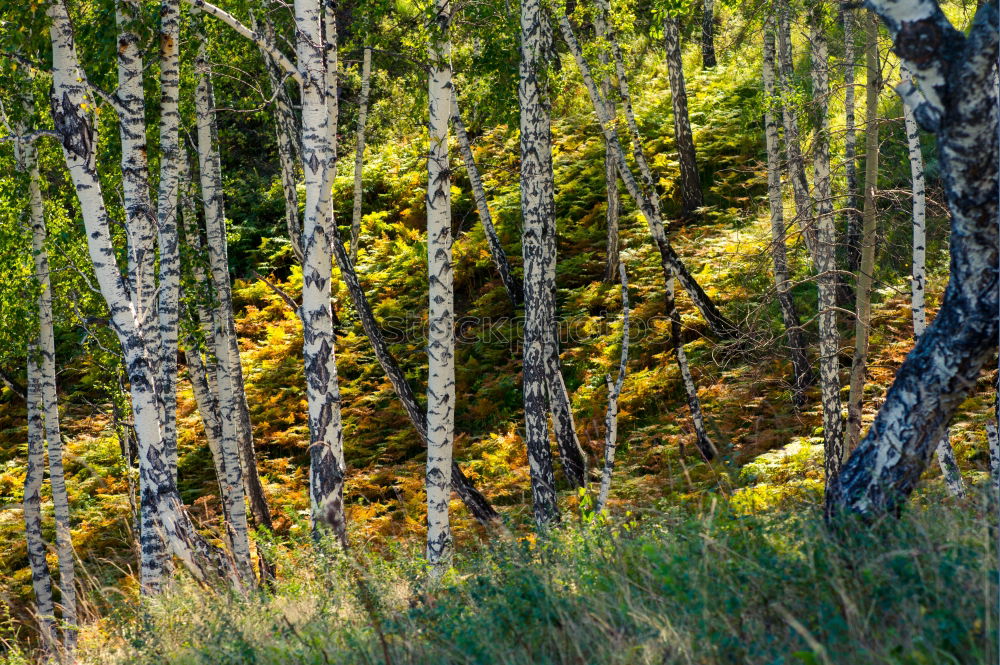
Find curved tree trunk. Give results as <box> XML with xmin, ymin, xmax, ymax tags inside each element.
<box><xmin>520</xmin><ymin>0</ymin><xmax>561</xmax><ymax>525</ymax></box>
<box><xmin>663</xmin><ymin>16</ymin><xmax>704</xmax><ymax>217</ymax></box>
<box><xmin>826</xmin><ymin>0</ymin><xmax>998</xmax><ymax>520</ymax></box>
<box><xmin>763</xmin><ymin>19</ymin><xmax>812</xmax><ymax>408</ymax></box>
<box><xmin>425</xmin><ymin>0</ymin><xmax>455</xmax><ymax>570</ymax></box>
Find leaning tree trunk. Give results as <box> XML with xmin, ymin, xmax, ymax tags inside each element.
<box><xmin>451</xmin><ymin>87</ymin><xmax>524</xmax><ymax>305</ymax></box>
<box><xmin>701</xmin><ymin>0</ymin><xmax>717</xmax><ymax>68</ymax></box>
<box><xmin>16</xmin><ymin>131</ymin><xmax>57</xmax><ymax>654</ymax></box>
<box><xmin>775</xmin><ymin>0</ymin><xmax>817</xmax><ymax>257</ymax></box>
<box><xmin>902</xmin><ymin>64</ymin><xmax>965</xmax><ymax>498</ymax></box>
<box><xmin>662</xmin><ymin>15</ymin><xmax>704</xmax><ymax>217</ymax></box>
<box><xmin>590</xmin><ymin>0</ymin><xmax>718</xmax><ymax>458</ymax></box>
<box><xmin>845</xmin><ymin>13</ymin><xmax>880</xmax><ymax>456</ymax></box>
<box><xmin>350</xmin><ymin>46</ymin><xmax>372</xmax><ymax>265</ymax></box>
<box><xmin>763</xmin><ymin>19</ymin><xmax>812</xmax><ymax>408</ymax></box>
<box><xmin>48</xmin><ymin>0</ymin><xmax>239</xmax><ymax>590</ymax></box>
<box><xmin>557</xmin><ymin>11</ymin><xmax>739</xmax><ymax>341</ymax></box>
<box><xmin>425</xmin><ymin>0</ymin><xmax>455</xmax><ymax>570</ymax></box>
<box><xmin>520</xmin><ymin>0</ymin><xmax>561</xmax><ymax>525</ymax></box>
<box><xmin>826</xmin><ymin>0</ymin><xmax>998</xmax><ymax>519</ymax></box>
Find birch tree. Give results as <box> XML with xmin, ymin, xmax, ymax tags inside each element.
<box><xmin>827</xmin><ymin>0</ymin><xmax>998</xmax><ymax>519</ymax></box>
<box><xmin>763</xmin><ymin>18</ymin><xmax>811</xmax><ymax>408</ymax></box>
<box><xmin>425</xmin><ymin>0</ymin><xmax>454</xmax><ymax>569</ymax></box>
<box><xmin>901</xmin><ymin>64</ymin><xmax>964</xmax><ymax>498</ymax></box>
<box><xmin>662</xmin><ymin>14</ymin><xmax>703</xmax><ymax>217</ymax></box>
<box><xmin>47</xmin><ymin>0</ymin><xmax>238</xmax><ymax>590</ymax></box>
<box><xmin>843</xmin><ymin>4</ymin><xmax>861</xmax><ymax>281</ymax></box>
<box><xmin>520</xmin><ymin>0</ymin><xmax>561</xmax><ymax>524</ymax></box>
<box><xmin>701</xmin><ymin>0</ymin><xmax>717</xmax><ymax>68</ymax></box>
<box><xmin>596</xmin><ymin>263</ymin><xmax>629</xmax><ymax>513</ymax></box>
<box><xmin>593</xmin><ymin>5</ymin><xmax>620</xmax><ymax>283</ymax></box>
<box><xmin>350</xmin><ymin>47</ymin><xmax>372</xmax><ymax>265</ymax></box>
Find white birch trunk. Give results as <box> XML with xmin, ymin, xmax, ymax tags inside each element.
<box><xmin>902</xmin><ymin>65</ymin><xmax>964</xmax><ymax>498</ymax></box>
<box><xmin>809</xmin><ymin>2</ymin><xmax>846</xmax><ymax>480</ymax></box>
<box><xmin>295</xmin><ymin>0</ymin><xmax>347</xmax><ymax>544</ymax></box>
<box><xmin>520</xmin><ymin>0</ymin><xmax>560</xmax><ymax>525</ymax></box>
<box><xmin>192</xmin><ymin>8</ymin><xmax>256</xmax><ymax>583</ymax></box>
<box><xmin>593</xmin><ymin>6</ymin><xmax>620</xmax><ymax>283</ymax></box>
<box><xmin>48</xmin><ymin>0</ymin><xmax>238</xmax><ymax>591</ymax></box>
<box><xmin>350</xmin><ymin>47</ymin><xmax>372</xmax><ymax>265</ymax></box>
<box><xmin>426</xmin><ymin>0</ymin><xmax>454</xmax><ymax>569</ymax></box>
<box><xmin>596</xmin><ymin>263</ymin><xmax>629</xmax><ymax>513</ymax></box>
<box><xmin>701</xmin><ymin>0</ymin><xmax>717</xmax><ymax>68</ymax></box>
<box><xmin>16</xmin><ymin>131</ymin><xmax>57</xmax><ymax>653</ymax></box>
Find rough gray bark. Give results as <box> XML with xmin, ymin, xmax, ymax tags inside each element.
<box><xmin>845</xmin><ymin>13</ymin><xmax>881</xmax><ymax>457</ymax></box>
<box><xmin>702</xmin><ymin>0</ymin><xmax>717</xmax><ymax>68</ymax></box>
<box><xmin>450</xmin><ymin>87</ymin><xmax>523</xmax><ymax>305</ymax></box>
<box><xmin>596</xmin><ymin>263</ymin><xmax>629</xmax><ymax>513</ymax></box>
<box><xmin>350</xmin><ymin>47</ymin><xmax>372</xmax><ymax>265</ymax></box>
<box><xmin>826</xmin><ymin>0</ymin><xmax>998</xmax><ymax>519</ymax></box>
<box><xmin>663</xmin><ymin>15</ymin><xmax>704</xmax><ymax>217</ymax></box>
<box><xmin>520</xmin><ymin>0</ymin><xmax>561</xmax><ymax>524</ymax></box>
<box><xmin>763</xmin><ymin>19</ymin><xmax>812</xmax><ymax>408</ymax></box>
<box><xmin>425</xmin><ymin>0</ymin><xmax>455</xmax><ymax>569</ymax></box>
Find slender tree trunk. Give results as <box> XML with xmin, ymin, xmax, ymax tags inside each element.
<box><xmin>156</xmin><ymin>0</ymin><xmax>182</xmax><ymax>484</ymax></box>
<box><xmin>425</xmin><ymin>0</ymin><xmax>454</xmax><ymax>570</ymax></box>
<box><xmin>902</xmin><ymin>66</ymin><xmax>965</xmax><ymax>498</ymax></box>
<box><xmin>556</xmin><ymin>11</ymin><xmax>739</xmax><ymax>340</ymax></box>
<box><xmin>845</xmin><ymin>13</ymin><xmax>880</xmax><ymax>455</ymax></box>
<box><xmin>255</xmin><ymin>6</ymin><xmax>304</xmax><ymax>263</ymax></box>
<box><xmin>295</xmin><ymin>0</ymin><xmax>347</xmax><ymax>544</ymax></box>
<box><xmin>764</xmin><ymin>19</ymin><xmax>811</xmax><ymax>408</ymax></box>
<box><xmin>192</xmin><ymin>9</ymin><xmax>257</xmax><ymax>583</ymax></box>
<box><xmin>49</xmin><ymin>0</ymin><xmax>239</xmax><ymax>590</ymax></box>
<box><xmin>596</xmin><ymin>263</ymin><xmax>629</xmax><ymax>513</ymax></box>
<box><xmin>520</xmin><ymin>0</ymin><xmax>561</xmax><ymax>525</ymax></box>
<box><xmin>775</xmin><ymin>0</ymin><xmax>817</xmax><ymax>256</ymax></box>
<box><xmin>450</xmin><ymin>87</ymin><xmax>524</xmax><ymax>305</ymax></box>
<box><xmin>843</xmin><ymin>4</ymin><xmax>861</xmax><ymax>284</ymax></box>
<box><xmin>826</xmin><ymin>1</ymin><xmax>997</xmax><ymax>520</ymax></box>
<box><xmin>16</xmin><ymin>133</ymin><xmax>56</xmax><ymax>654</ymax></box>
<box><xmin>701</xmin><ymin>0</ymin><xmax>717</xmax><ymax>68</ymax></box>
<box><xmin>114</xmin><ymin>0</ymin><xmax>170</xmax><ymax>582</ymax></box>
<box><xmin>593</xmin><ymin>8</ymin><xmax>620</xmax><ymax>283</ymax></box>
<box><xmin>663</xmin><ymin>16</ymin><xmax>704</xmax><ymax>217</ymax></box>
<box><xmin>588</xmin><ymin>2</ymin><xmax>717</xmax><ymax>457</ymax></box>
<box><xmin>350</xmin><ymin>47</ymin><xmax>372</xmax><ymax>265</ymax></box>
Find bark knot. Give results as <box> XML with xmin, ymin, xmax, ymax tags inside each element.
<box><xmin>895</xmin><ymin>19</ymin><xmax>942</xmax><ymax>66</ymax></box>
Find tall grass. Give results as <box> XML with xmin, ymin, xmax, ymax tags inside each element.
<box><xmin>66</xmin><ymin>497</ymin><xmax>997</xmax><ymax>665</ymax></box>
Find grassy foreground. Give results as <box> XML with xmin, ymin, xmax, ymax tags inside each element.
<box><xmin>37</xmin><ymin>493</ymin><xmax>996</xmax><ymax>665</ymax></box>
